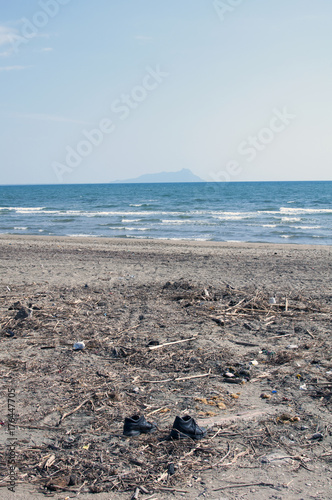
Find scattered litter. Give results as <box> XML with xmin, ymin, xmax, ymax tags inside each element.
<box><xmin>287</xmin><ymin>344</ymin><xmax>298</xmax><ymax>349</ymax></box>
<box><xmin>261</xmin><ymin>453</ymin><xmax>292</xmax><ymax>464</ymax></box>
<box><xmin>276</xmin><ymin>413</ymin><xmax>300</xmax><ymax>423</ymax></box>
<box><xmin>260</xmin><ymin>393</ymin><xmax>271</xmax><ymax>399</ymax></box>
<box><xmin>310</xmin><ymin>432</ymin><xmax>323</xmax><ymax>441</ymax></box>
<box><xmin>73</xmin><ymin>341</ymin><xmax>85</xmax><ymax>350</ymax></box>
<box><xmin>269</xmin><ymin>297</ymin><xmax>276</xmax><ymax>304</ymax></box>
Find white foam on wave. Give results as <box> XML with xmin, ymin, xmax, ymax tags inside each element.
<box><xmin>67</xmin><ymin>234</ymin><xmax>100</xmax><ymax>238</ymax></box>
<box><xmin>14</xmin><ymin>226</ymin><xmax>28</xmax><ymax>230</ymax></box>
<box><xmin>0</xmin><ymin>206</ymin><xmax>46</xmax><ymax>213</ymax></box>
<box><xmin>293</xmin><ymin>225</ymin><xmax>321</xmax><ymax>230</ymax></box>
<box><xmin>281</xmin><ymin>217</ymin><xmax>301</xmax><ymax>222</ymax></box>
<box><xmin>280</xmin><ymin>207</ymin><xmax>332</xmax><ymax>215</ymax></box>
<box><xmin>262</xmin><ymin>224</ymin><xmax>277</xmax><ymax>228</ymax></box>
<box><xmin>212</xmin><ymin>214</ymin><xmax>249</xmax><ymax>221</ymax></box>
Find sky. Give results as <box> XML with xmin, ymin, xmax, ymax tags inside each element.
<box><xmin>0</xmin><ymin>0</ymin><xmax>331</xmax><ymax>185</ymax></box>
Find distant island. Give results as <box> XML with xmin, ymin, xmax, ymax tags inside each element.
<box><xmin>111</xmin><ymin>168</ymin><xmax>204</xmax><ymax>183</ymax></box>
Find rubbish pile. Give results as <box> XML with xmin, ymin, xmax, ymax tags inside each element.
<box><xmin>0</xmin><ymin>280</ymin><xmax>331</xmax><ymax>495</ymax></box>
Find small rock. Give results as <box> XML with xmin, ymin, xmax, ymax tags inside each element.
<box><xmin>310</xmin><ymin>432</ymin><xmax>323</xmax><ymax>441</ymax></box>
<box><xmin>260</xmin><ymin>393</ymin><xmax>271</xmax><ymax>399</ymax></box>
<box><xmin>15</xmin><ymin>307</ymin><xmax>31</xmax><ymax>320</ymax></box>
<box><xmin>167</xmin><ymin>463</ymin><xmax>175</xmax><ymax>475</ymax></box>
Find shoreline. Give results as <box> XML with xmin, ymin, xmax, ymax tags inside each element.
<box><xmin>1</xmin><ymin>232</ymin><xmax>330</xmax><ymax>248</ymax></box>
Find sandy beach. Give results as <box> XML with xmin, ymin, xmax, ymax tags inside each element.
<box><xmin>0</xmin><ymin>235</ymin><xmax>331</xmax><ymax>499</ymax></box>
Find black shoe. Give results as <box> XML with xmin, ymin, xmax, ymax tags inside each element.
<box><xmin>170</xmin><ymin>415</ymin><xmax>207</xmax><ymax>440</ymax></box>
<box><xmin>123</xmin><ymin>415</ymin><xmax>157</xmax><ymax>437</ymax></box>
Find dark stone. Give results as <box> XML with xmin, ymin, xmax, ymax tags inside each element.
<box><xmin>15</xmin><ymin>307</ymin><xmax>30</xmax><ymax>320</ymax></box>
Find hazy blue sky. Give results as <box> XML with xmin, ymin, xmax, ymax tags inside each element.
<box><xmin>0</xmin><ymin>0</ymin><xmax>331</xmax><ymax>184</ymax></box>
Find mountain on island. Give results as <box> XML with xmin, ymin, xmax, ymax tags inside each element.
<box><xmin>112</xmin><ymin>168</ymin><xmax>204</xmax><ymax>183</ymax></box>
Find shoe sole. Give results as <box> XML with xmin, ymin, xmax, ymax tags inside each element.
<box><xmin>170</xmin><ymin>429</ymin><xmax>206</xmax><ymax>440</ymax></box>
<box><xmin>123</xmin><ymin>427</ymin><xmax>157</xmax><ymax>437</ymax></box>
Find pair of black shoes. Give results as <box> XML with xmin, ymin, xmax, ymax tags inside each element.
<box><xmin>123</xmin><ymin>414</ymin><xmax>206</xmax><ymax>440</ymax></box>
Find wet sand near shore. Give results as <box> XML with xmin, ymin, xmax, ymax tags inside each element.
<box><xmin>0</xmin><ymin>236</ymin><xmax>331</xmax><ymax>499</ymax></box>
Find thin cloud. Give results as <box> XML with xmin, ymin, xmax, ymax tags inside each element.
<box><xmin>0</xmin><ymin>25</ymin><xmax>17</xmax><ymax>46</ymax></box>
<box><xmin>0</xmin><ymin>25</ymin><xmax>18</xmax><ymax>56</ymax></box>
<box><xmin>0</xmin><ymin>65</ymin><xmax>32</xmax><ymax>71</ymax></box>
<box><xmin>17</xmin><ymin>113</ymin><xmax>94</xmax><ymax>126</ymax></box>
<box><xmin>134</xmin><ymin>35</ymin><xmax>153</xmax><ymax>42</ymax></box>
<box><xmin>35</xmin><ymin>47</ymin><xmax>53</xmax><ymax>53</ymax></box>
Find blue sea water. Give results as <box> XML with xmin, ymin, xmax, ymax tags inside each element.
<box><xmin>0</xmin><ymin>182</ymin><xmax>331</xmax><ymax>245</ymax></box>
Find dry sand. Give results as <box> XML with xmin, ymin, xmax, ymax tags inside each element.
<box><xmin>0</xmin><ymin>235</ymin><xmax>331</xmax><ymax>499</ymax></box>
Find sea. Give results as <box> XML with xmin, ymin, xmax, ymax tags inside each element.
<box><xmin>0</xmin><ymin>181</ymin><xmax>331</xmax><ymax>245</ymax></box>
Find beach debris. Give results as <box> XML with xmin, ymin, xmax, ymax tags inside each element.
<box><xmin>167</xmin><ymin>462</ymin><xmax>175</xmax><ymax>475</ymax></box>
<box><xmin>260</xmin><ymin>393</ymin><xmax>271</xmax><ymax>399</ymax></box>
<box><xmin>287</xmin><ymin>344</ymin><xmax>298</xmax><ymax>349</ymax></box>
<box><xmin>148</xmin><ymin>336</ymin><xmax>196</xmax><ymax>350</ymax></box>
<box><xmin>73</xmin><ymin>341</ymin><xmax>85</xmax><ymax>350</ymax></box>
<box><xmin>123</xmin><ymin>415</ymin><xmax>157</xmax><ymax>437</ymax></box>
<box><xmin>147</xmin><ymin>339</ymin><xmax>159</xmax><ymax>347</ymax></box>
<box><xmin>1</xmin><ymin>280</ymin><xmax>330</xmax><ymax>494</ymax></box>
<box><xmin>170</xmin><ymin>415</ymin><xmax>207</xmax><ymax>440</ymax></box>
<box><xmin>269</xmin><ymin>297</ymin><xmax>276</xmax><ymax>304</ymax></box>
<box><xmin>14</xmin><ymin>306</ymin><xmax>32</xmax><ymax>320</ymax></box>
<box><xmin>310</xmin><ymin>432</ymin><xmax>324</xmax><ymax>441</ymax></box>
<box><xmin>260</xmin><ymin>453</ymin><xmax>292</xmax><ymax>464</ymax></box>
<box><xmin>195</xmin><ymin>395</ymin><xmax>226</xmax><ymax>409</ymax></box>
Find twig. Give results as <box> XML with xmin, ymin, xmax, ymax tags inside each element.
<box><xmin>305</xmin><ymin>329</ymin><xmax>315</xmax><ymax>339</ymax></box>
<box><xmin>213</xmin><ymin>481</ymin><xmax>275</xmax><ymax>491</ymax></box>
<box><xmin>142</xmin><ymin>371</ymin><xmax>212</xmax><ymax>384</ymax></box>
<box><xmin>59</xmin><ymin>396</ymin><xmax>93</xmax><ymax>423</ymax></box>
<box><xmin>146</xmin><ymin>406</ymin><xmax>170</xmax><ymax>416</ymax></box>
<box><xmin>148</xmin><ymin>336</ymin><xmax>196</xmax><ymax>350</ymax></box>
<box><xmin>131</xmin><ymin>487</ymin><xmax>140</xmax><ymax>500</ymax></box>
<box><xmin>202</xmin><ymin>442</ymin><xmax>231</xmax><ymax>469</ymax></box>
<box><xmin>175</xmin><ymin>370</ymin><xmax>211</xmax><ymax>381</ymax></box>
<box><xmin>154</xmin><ymin>486</ymin><xmax>189</xmax><ymax>493</ymax></box>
